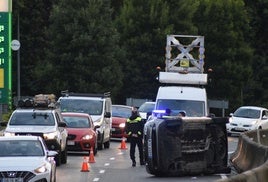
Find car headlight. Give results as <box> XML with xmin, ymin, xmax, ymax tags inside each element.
<box><xmin>4</xmin><ymin>132</ymin><xmax>15</xmax><ymax>137</ymax></box>
<box><xmin>119</xmin><ymin>123</ymin><xmax>125</xmax><ymax>128</ymax></box>
<box><xmin>44</xmin><ymin>132</ymin><xmax>57</xmax><ymax>140</ymax></box>
<box><xmin>34</xmin><ymin>164</ymin><xmax>48</xmax><ymax>173</ymax></box>
<box><xmin>82</xmin><ymin>134</ymin><xmax>93</xmax><ymax>140</ymax></box>
<box><xmin>252</xmin><ymin>120</ymin><xmax>258</xmax><ymax>125</ymax></box>
<box><xmin>229</xmin><ymin>117</ymin><xmax>233</xmax><ymax>123</ymax></box>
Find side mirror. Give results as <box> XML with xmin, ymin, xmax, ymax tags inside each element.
<box><xmin>0</xmin><ymin>122</ymin><xmax>8</xmax><ymax>127</ymax></box>
<box><xmin>59</xmin><ymin>122</ymin><xmax>67</xmax><ymax>127</ymax></box>
<box><xmin>104</xmin><ymin>112</ymin><xmax>111</xmax><ymax>118</ymax></box>
<box><xmin>208</xmin><ymin>113</ymin><xmax>215</xmax><ymax>118</ymax></box>
<box><xmin>94</xmin><ymin>125</ymin><xmax>100</xmax><ymax>131</ymax></box>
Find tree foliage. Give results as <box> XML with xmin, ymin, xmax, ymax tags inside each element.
<box><xmin>115</xmin><ymin>0</ymin><xmax>198</xmax><ymax>102</ymax></box>
<box><xmin>12</xmin><ymin>0</ymin><xmax>54</xmax><ymax>95</ymax></box>
<box><xmin>10</xmin><ymin>0</ymin><xmax>268</xmax><ymax>112</ymax></box>
<box><xmin>193</xmin><ymin>0</ymin><xmax>254</xmax><ymax>111</ymax></box>
<box><xmin>41</xmin><ymin>0</ymin><xmax>123</xmax><ymax>98</ymax></box>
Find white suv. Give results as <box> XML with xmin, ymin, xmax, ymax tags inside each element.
<box><xmin>58</xmin><ymin>91</ymin><xmax>112</xmax><ymax>150</ymax></box>
<box><xmin>2</xmin><ymin>95</ymin><xmax>68</xmax><ymax>166</ymax></box>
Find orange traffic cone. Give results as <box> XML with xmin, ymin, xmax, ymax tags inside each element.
<box><xmin>88</xmin><ymin>147</ymin><xmax>96</xmax><ymax>163</ymax></box>
<box><xmin>81</xmin><ymin>156</ymin><xmax>90</xmax><ymax>172</ymax></box>
<box><xmin>119</xmin><ymin>137</ymin><xmax>127</xmax><ymax>150</ymax></box>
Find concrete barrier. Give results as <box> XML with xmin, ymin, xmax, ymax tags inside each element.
<box><xmin>216</xmin><ymin>129</ymin><xmax>268</xmax><ymax>182</ymax></box>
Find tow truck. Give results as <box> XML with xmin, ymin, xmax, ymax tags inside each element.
<box><xmin>143</xmin><ymin>35</ymin><xmax>230</xmax><ymax>176</ymax></box>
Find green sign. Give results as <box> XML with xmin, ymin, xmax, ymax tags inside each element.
<box><xmin>0</xmin><ymin>12</ymin><xmax>12</xmax><ymax>106</ymax></box>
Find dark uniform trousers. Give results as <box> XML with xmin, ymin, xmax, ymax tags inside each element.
<box><xmin>129</xmin><ymin>136</ymin><xmax>144</xmax><ymax>163</ymax></box>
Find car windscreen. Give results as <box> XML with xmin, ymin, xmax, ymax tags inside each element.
<box><xmin>9</xmin><ymin>112</ymin><xmax>55</xmax><ymax>126</ymax></box>
<box><xmin>63</xmin><ymin>116</ymin><xmax>91</xmax><ymax>128</ymax></box>
<box><xmin>156</xmin><ymin>99</ymin><xmax>205</xmax><ymax>117</ymax></box>
<box><xmin>0</xmin><ymin>140</ymin><xmax>44</xmax><ymax>156</ymax></box>
<box><xmin>60</xmin><ymin>99</ymin><xmax>103</xmax><ymax>115</ymax></box>
<box><xmin>112</xmin><ymin>106</ymin><xmax>132</xmax><ymax>118</ymax></box>
<box><xmin>233</xmin><ymin>108</ymin><xmax>260</xmax><ymax>119</ymax></box>
<box><xmin>138</xmin><ymin>103</ymin><xmax>155</xmax><ymax>113</ymax></box>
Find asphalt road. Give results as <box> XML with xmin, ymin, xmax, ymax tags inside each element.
<box><xmin>56</xmin><ymin>136</ymin><xmax>239</xmax><ymax>182</ymax></box>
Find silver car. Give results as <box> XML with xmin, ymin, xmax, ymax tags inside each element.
<box><xmin>0</xmin><ymin>136</ymin><xmax>57</xmax><ymax>182</ymax></box>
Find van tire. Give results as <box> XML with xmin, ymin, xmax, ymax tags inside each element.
<box><xmin>61</xmin><ymin>146</ymin><xmax>67</xmax><ymax>164</ymax></box>
<box><xmin>55</xmin><ymin>151</ymin><xmax>62</xmax><ymax>166</ymax></box>
<box><xmin>104</xmin><ymin>139</ymin><xmax>110</xmax><ymax>149</ymax></box>
<box><xmin>97</xmin><ymin>133</ymin><xmax>104</xmax><ymax>150</ymax></box>
<box><xmin>94</xmin><ymin>138</ymin><xmax>98</xmax><ymax>155</ymax></box>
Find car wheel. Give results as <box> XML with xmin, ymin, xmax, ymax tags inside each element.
<box><xmin>61</xmin><ymin>146</ymin><xmax>67</xmax><ymax>164</ymax></box>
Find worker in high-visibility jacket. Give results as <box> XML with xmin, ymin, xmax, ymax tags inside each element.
<box><xmin>125</xmin><ymin>107</ymin><xmax>145</xmax><ymax>167</ymax></box>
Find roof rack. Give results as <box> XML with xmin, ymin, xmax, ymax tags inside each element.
<box><xmin>61</xmin><ymin>90</ymin><xmax>111</xmax><ymax>98</ymax></box>
<box><xmin>17</xmin><ymin>94</ymin><xmax>58</xmax><ymax>109</ymax></box>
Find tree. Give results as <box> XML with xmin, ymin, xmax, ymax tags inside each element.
<box><xmin>244</xmin><ymin>0</ymin><xmax>268</xmax><ymax>107</ymax></box>
<box><xmin>41</xmin><ymin>0</ymin><xmax>123</xmax><ymax>100</ymax></box>
<box><xmin>12</xmin><ymin>0</ymin><xmax>54</xmax><ymax>96</ymax></box>
<box><xmin>193</xmin><ymin>0</ymin><xmax>254</xmax><ymax>112</ymax></box>
<box><xmin>115</xmin><ymin>0</ymin><xmax>198</xmax><ymax>103</ymax></box>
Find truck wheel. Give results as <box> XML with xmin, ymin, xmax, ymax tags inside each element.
<box><xmin>61</xmin><ymin>147</ymin><xmax>67</xmax><ymax>164</ymax></box>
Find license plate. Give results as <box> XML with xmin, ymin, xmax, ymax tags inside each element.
<box><xmin>1</xmin><ymin>178</ymin><xmax>24</xmax><ymax>182</ymax></box>
<box><xmin>67</xmin><ymin>141</ymin><xmax>75</xmax><ymax>145</ymax></box>
<box><xmin>235</xmin><ymin>127</ymin><xmax>245</xmax><ymax>131</ymax></box>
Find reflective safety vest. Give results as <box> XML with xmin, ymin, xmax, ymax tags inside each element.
<box><xmin>126</xmin><ymin>117</ymin><xmax>143</xmax><ymax>136</ymax></box>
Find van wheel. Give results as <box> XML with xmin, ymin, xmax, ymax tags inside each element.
<box><xmin>94</xmin><ymin>138</ymin><xmax>98</xmax><ymax>155</ymax></box>
<box><xmin>55</xmin><ymin>151</ymin><xmax>62</xmax><ymax>166</ymax></box>
<box><xmin>97</xmin><ymin>133</ymin><xmax>104</xmax><ymax>150</ymax></box>
<box><xmin>104</xmin><ymin>140</ymin><xmax>110</xmax><ymax>149</ymax></box>
<box><xmin>61</xmin><ymin>147</ymin><xmax>67</xmax><ymax>164</ymax></box>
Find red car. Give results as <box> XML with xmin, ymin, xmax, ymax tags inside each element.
<box><xmin>62</xmin><ymin>112</ymin><xmax>98</xmax><ymax>155</ymax></box>
<box><xmin>111</xmin><ymin>105</ymin><xmax>132</xmax><ymax>139</ymax></box>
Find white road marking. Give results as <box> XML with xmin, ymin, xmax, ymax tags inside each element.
<box><xmin>104</xmin><ymin>163</ymin><xmax>110</xmax><ymax>166</ymax></box>
<box><xmin>93</xmin><ymin>178</ymin><xmax>100</xmax><ymax>181</ymax></box>
<box><xmin>99</xmin><ymin>170</ymin><xmax>105</xmax><ymax>174</ymax></box>
<box><xmin>110</xmin><ymin>157</ymin><xmax>115</xmax><ymax>160</ymax></box>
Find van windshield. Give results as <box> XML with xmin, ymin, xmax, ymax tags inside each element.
<box><xmin>60</xmin><ymin>99</ymin><xmax>103</xmax><ymax>115</ymax></box>
<box><xmin>156</xmin><ymin>99</ymin><xmax>205</xmax><ymax>117</ymax></box>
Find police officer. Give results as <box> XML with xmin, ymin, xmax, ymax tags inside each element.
<box><xmin>125</xmin><ymin>107</ymin><xmax>145</xmax><ymax>167</ymax></box>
